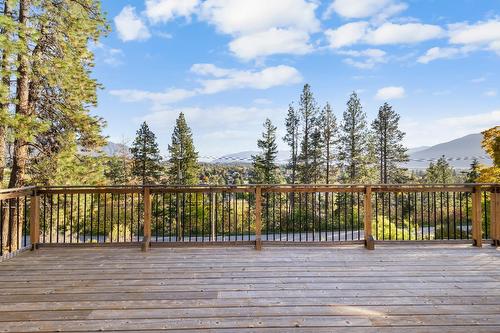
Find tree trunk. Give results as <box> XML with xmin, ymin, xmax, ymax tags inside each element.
<box><xmin>0</xmin><ymin>0</ymin><xmax>14</xmax><ymax>186</ymax></box>
<box><xmin>9</xmin><ymin>0</ymin><xmax>31</xmax><ymax>188</ymax></box>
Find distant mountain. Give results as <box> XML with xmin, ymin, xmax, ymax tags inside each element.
<box><xmin>102</xmin><ymin>142</ymin><xmax>129</xmax><ymax>157</ymax></box>
<box><xmin>212</xmin><ymin>150</ymin><xmax>290</xmax><ymax>164</ymax></box>
<box><xmin>407</xmin><ymin>146</ymin><xmax>430</xmax><ymax>155</ymax></box>
<box><xmin>407</xmin><ymin>133</ymin><xmax>492</xmax><ymax>169</ymax></box>
<box><xmin>209</xmin><ymin>133</ymin><xmax>492</xmax><ymax>170</ymax></box>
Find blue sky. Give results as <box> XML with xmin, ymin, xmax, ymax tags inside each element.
<box><xmin>92</xmin><ymin>0</ymin><xmax>500</xmax><ymax>158</ymax></box>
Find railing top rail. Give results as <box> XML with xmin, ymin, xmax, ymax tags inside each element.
<box><xmin>1</xmin><ymin>183</ymin><xmax>499</xmax><ymax>196</ymax></box>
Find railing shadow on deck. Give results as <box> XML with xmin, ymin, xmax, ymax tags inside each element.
<box><xmin>1</xmin><ymin>183</ymin><xmax>499</xmax><ymax>257</ymax></box>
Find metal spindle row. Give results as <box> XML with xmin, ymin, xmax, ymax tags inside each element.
<box><xmin>40</xmin><ymin>192</ymin><xmax>144</xmax><ymax>244</ymax></box>
<box><xmin>373</xmin><ymin>191</ymin><xmax>477</xmax><ymax>240</ymax></box>
<box><xmin>0</xmin><ymin>196</ymin><xmax>30</xmax><ymax>256</ymax></box>
<box><xmin>262</xmin><ymin>191</ymin><xmax>364</xmax><ymax>242</ymax></box>
<box><xmin>151</xmin><ymin>191</ymin><xmax>255</xmax><ymax>242</ymax></box>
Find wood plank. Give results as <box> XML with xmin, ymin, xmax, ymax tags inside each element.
<box><xmin>1</xmin><ymin>245</ymin><xmax>499</xmax><ymax>332</ymax></box>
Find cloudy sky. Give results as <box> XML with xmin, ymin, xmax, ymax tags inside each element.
<box><xmin>93</xmin><ymin>0</ymin><xmax>500</xmax><ymax>158</ymax></box>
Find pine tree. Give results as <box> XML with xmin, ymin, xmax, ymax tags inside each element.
<box><xmin>464</xmin><ymin>158</ymin><xmax>480</xmax><ymax>183</ymax></box>
<box><xmin>425</xmin><ymin>156</ymin><xmax>454</xmax><ymax>183</ymax></box>
<box><xmin>297</xmin><ymin>84</ymin><xmax>320</xmax><ymax>183</ymax></box>
<box><xmin>0</xmin><ymin>0</ymin><xmax>15</xmax><ymax>186</ymax></box>
<box><xmin>310</xmin><ymin>127</ymin><xmax>324</xmax><ymax>183</ymax></box>
<box><xmin>167</xmin><ymin>113</ymin><xmax>200</xmax><ymax>185</ymax></box>
<box><xmin>2</xmin><ymin>0</ymin><xmax>108</xmax><ymax>187</ymax></box>
<box><xmin>252</xmin><ymin>118</ymin><xmax>279</xmax><ymax>183</ymax></box>
<box><xmin>371</xmin><ymin>103</ymin><xmax>409</xmax><ymax>184</ymax></box>
<box><xmin>130</xmin><ymin>122</ymin><xmax>163</xmax><ymax>185</ymax></box>
<box><xmin>319</xmin><ymin>103</ymin><xmax>337</xmax><ymax>184</ymax></box>
<box><xmin>337</xmin><ymin>92</ymin><xmax>370</xmax><ymax>183</ymax></box>
<box><xmin>283</xmin><ymin>104</ymin><xmax>300</xmax><ymax>184</ymax></box>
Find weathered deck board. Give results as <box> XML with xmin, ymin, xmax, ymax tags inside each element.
<box><xmin>0</xmin><ymin>245</ymin><xmax>499</xmax><ymax>332</ymax></box>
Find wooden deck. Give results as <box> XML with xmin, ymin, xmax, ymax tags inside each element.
<box><xmin>0</xmin><ymin>245</ymin><xmax>500</xmax><ymax>332</ymax></box>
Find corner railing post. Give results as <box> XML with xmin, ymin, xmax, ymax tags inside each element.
<box><xmin>364</xmin><ymin>186</ymin><xmax>374</xmax><ymax>250</ymax></box>
<box><xmin>255</xmin><ymin>186</ymin><xmax>262</xmax><ymax>251</ymax></box>
<box><xmin>491</xmin><ymin>187</ymin><xmax>500</xmax><ymax>247</ymax></box>
<box><xmin>142</xmin><ymin>187</ymin><xmax>151</xmax><ymax>252</ymax></box>
<box><xmin>472</xmin><ymin>186</ymin><xmax>483</xmax><ymax>247</ymax></box>
<box><xmin>29</xmin><ymin>190</ymin><xmax>40</xmax><ymax>250</ymax></box>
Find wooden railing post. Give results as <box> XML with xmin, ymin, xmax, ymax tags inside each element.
<box><xmin>364</xmin><ymin>186</ymin><xmax>374</xmax><ymax>250</ymax></box>
<box><xmin>211</xmin><ymin>192</ymin><xmax>216</xmax><ymax>241</ymax></box>
<box><xmin>142</xmin><ymin>187</ymin><xmax>151</xmax><ymax>252</ymax></box>
<box><xmin>29</xmin><ymin>192</ymin><xmax>40</xmax><ymax>250</ymax></box>
<box><xmin>255</xmin><ymin>186</ymin><xmax>262</xmax><ymax>251</ymax></box>
<box><xmin>472</xmin><ymin>186</ymin><xmax>482</xmax><ymax>248</ymax></box>
<box><xmin>492</xmin><ymin>187</ymin><xmax>500</xmax><ymax>247</ymax></box>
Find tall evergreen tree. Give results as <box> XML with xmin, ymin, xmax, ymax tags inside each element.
<box><xmin>310</xmin><ymin>127</ymin><xmax>324</xmax><ymax>183</ymax></box>
<box><xmin>252</xmin><ymin>118</ymin><xmax>279</xmax><ymax>184</ymax></box>
<box><xmin>425</xmin><ymin>156</ymin><xmax>454</xmax><ymax>183</ymax></box>
<box><xmin>1</xmin><ymin>0</ymin><xmax>108</xmax><ymax>187</ymax></box>
<box><xmin>319</xmin><ymin>103</ymin><xmax>337</xmax><ymax>184</ymax></box>
<box><xmin>283</xmin><ymin>104</ymin><xmax>300</xmax><ymax>184</ymax></box>
<box><xmin>337</xmin><ymin>92</ymin><xmax>370</xmax><ymax>183</ymax></box>
<box><xmin>130</xmin><ymin>122</ymin><xmax>163</xmax><ymax>185</ymax></box>
<box><xmin>464</xmin><ymin>158</ymin><xmax>480</xmax><ymax>183</ymax></box>
<box><xmin>167</xmin><ymin>113</ymin><xmax>199</xmax><ymax>185</ymax></box>
<box><xmin>297</xmin><ymin>84</ymin><xmax>320</xmax><ymax>183</ymax></box>
<box><xmin>371</xmin><ymin>103</ymin><xmax>408</xmax><ymax>184</ymax></box>
<box><xmin>0</xmin><ymin>0</ymin><xmax>15</xmax><ymax>185</ymax></box>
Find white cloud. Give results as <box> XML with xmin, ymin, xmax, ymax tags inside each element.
<box><xmin>448</xmin><ymin>19</ymin><xmax>500</xmax><ymax>56</ymax></box>
<box><xmin>103</xmin><ymin>48</ymin><xmax>125</xmax><ymax>66</ymax></box>
<box><xmin>325</xmin><ymin>0</ymin><xmax>392</xmax><ymax>19</ymax></box>
<box><xmin>200</xmin><ymin>0</ymin><xmax>320</xmax><ymax>35</ymax></box>
<box><xmin>338</xmin><ymin>48</ymin><xmax>387</xmax><ymax>69</ymax></box>
<box><xmin>114</xmin><ymin>6</ymin><xmax>151</xmax><ymax>42</ymax></box>
<box><xmin>365</xmin><ymin>22</ymin><xmax>444</xmax><ymax>45</ymax></box>
<box><xmin>253</xmin><ymin>98</ymin><xmax>273</xmax><ymax>105</ymax></box>
<box><xmin>449</xmin><ymin>20</ymin><xmax>500</xmax><ymax>45</ymax></box>
<box><xmin>139</xmin><ymin>105</ymin><xmax>287</xmax><ymax>155</ymax></box>
<box><xmin>199</xmin><ymin>0</ymin><xmax>320</xmax><ymax>59</ymax></box>
<box><xmin>109</xmin><ymin>88</ymin><xmax>196</xmax><ymax>106</ymax></box>
<box><xmin>402</xmin><ymin>110</ymin><xmax>500</xmax><ymax>147</ymax></box>
<box><xmin>375</xmin><ymin>86</ymin><xmax>405</xmax><ymax>100</ymax></box>
<box><xmin>326</xmin><ymin>22</ymin><xmax>443</xmax><ymax>50</ymax></box>
<box><xmin>325</xmin><ymin>22</ymin><xmax>369</xmax><ymax>49</ymax></box>
<box><xmin>145</xmin><ymin>0</ymin><xmax>199</xmax><ymax>23</ymax></box>
<box><xmin>484</xmin><ymin>90</ymin><xmax>497</xmax><ymax>97</ymax></box>
<box><xmin>417</xmin><ymin>47</ymin><xmax>463</xmax><ymax>64</ymax></box>
<box><xmin>111</xmin><ymin>64</ymin><xmax>302</xmax><ymax>105</ymax></box>
<box><xmin>229</xmin><ymin>28</ymin><xmax>313</xmax><ymax>60</ymax></box>
<box><xmin>192</xmin><ymin>64</ymin><xmax>302</xmax><ymax>94</ymax></box>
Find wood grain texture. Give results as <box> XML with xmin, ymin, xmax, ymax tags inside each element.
<box><xmin>0</xmin><ymin>245</ymin><xmax>499</xmax><ymax>332</ymax></box>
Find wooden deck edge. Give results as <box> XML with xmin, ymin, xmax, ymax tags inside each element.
<box><xmin>262</xmin><ymin>240</ymin><xmax>365</xmax><ymax>247</ymax></box>
<box><xmin>37</xmin><ymin>242</ymin><xmax>142</xmax><ymax>248</ymax></box>
<box><xmin>34</xmin><ymin>239</ymin><xmax>495</xmax><ymax>249</ymax></box>
<box><xmin>151</xmin><ymin>241</ymin><xmax>256</xmax><ymax>248</ymax></box>
<box><xmin>0</xmin><ymin>245</ymin><xmax>31</xmax><ymax>262</ymax></box>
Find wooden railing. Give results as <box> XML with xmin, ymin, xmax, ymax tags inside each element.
<box><xmin>1</xmin><ymin>184</ymin><xmax>499</xmax><ymax>256</ymax></box>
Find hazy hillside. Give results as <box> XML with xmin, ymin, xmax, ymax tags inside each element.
<box><xmin>407</xmin><ymin>133</ymin><xmax>491</xmax><ymax>169</ymax></box>
<box><xmin>211</xmin><ymin>150</ymin><xmax>290</xmax><ymax>164</ymax></box>
<box><xmin>210</xmin><ymin>133</ymin><xmax>492</xmax><ymax>169</ymax></box>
